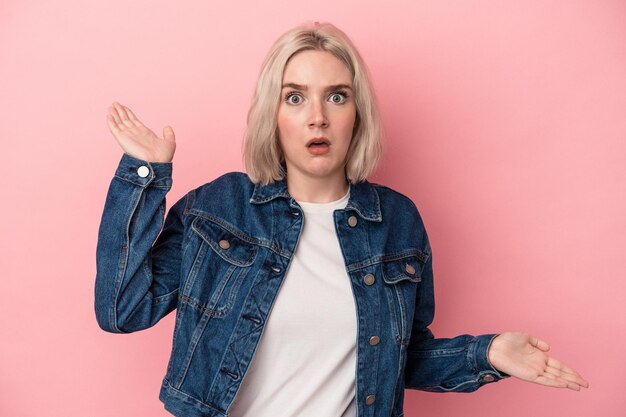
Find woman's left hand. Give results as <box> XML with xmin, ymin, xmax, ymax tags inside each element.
<box><xmin>487</xmin><ymin>332</ymin><xmax>589</xmax><ymax>390</ymax></box>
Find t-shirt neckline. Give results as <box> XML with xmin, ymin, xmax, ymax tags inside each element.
<box><xmin>296</xmin><ymin>187</ymin><xmax>350</xmax><ymax>214</ymax></box>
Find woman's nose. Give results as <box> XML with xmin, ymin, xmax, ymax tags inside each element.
<box><xmin>308</xmin><ymin>99</ymin><xmax>328</xmax><ymax>128</ymax></box>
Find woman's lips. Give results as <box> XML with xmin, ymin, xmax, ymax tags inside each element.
<box><xmin>306</xmin><ymin>137</ymin><xmax>331</xmax><ymax>155</ymax></box>
<box><xmin>307</xmin><ymin>142</ymin><xmax>330</xmax><ymax>155</ymax></box>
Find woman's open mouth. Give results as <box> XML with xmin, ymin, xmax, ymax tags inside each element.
<box><xmin>307</xmin><ymin>137</ymin><xmax>330</xmax><ymax>155</ymax></box>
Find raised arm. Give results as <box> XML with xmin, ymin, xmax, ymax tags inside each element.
<box><xmin>95</xmin><ymin>102</ymin><xmax>185</xmax><ymax>333</ymax></box>
<box><xmin>106</xmin><ymin>101</ymin><xmax>176</xmax><ymax>163</ymax></box>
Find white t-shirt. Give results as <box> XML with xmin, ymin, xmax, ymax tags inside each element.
<box><xmin>229</xmin><ymin>189</ymin><xmax>357</xmax><ymax>417</ymax></box>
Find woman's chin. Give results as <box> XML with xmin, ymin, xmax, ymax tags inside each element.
<box><xmin>304</xmin><ymin>164</ymin><xmax>345</xmax><ymax>180</ymax></box>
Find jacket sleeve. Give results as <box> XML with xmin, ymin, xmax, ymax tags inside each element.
<box><xmin>404</xmin><ymin>242</ymin><xmax>510</xmax><ymax>392</ymax></box>
<box><xmin>95</xmin><ymin>153</ymin><xmax>187</xmax><ymax>333</ymax></box>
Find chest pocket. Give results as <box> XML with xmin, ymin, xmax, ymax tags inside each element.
<box><xmin>382</xmin><ymin>256</ymin><xmax>424</xmax><ymax>285</ymax></box>
<box><xmin>180</xmin><ymin>215</ymin><xmax>259</xmax><ymax>317</ymax></box>
<box><xmin>381</xmin><ymin>254</ymin><xmax>425</xmax><ymax>345</ymax></box>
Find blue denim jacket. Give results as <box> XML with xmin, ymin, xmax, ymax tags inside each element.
<box><xmin>95</xmin><ymin>154</ymin><xmax>507</xmax><ymax>417</ymax></box>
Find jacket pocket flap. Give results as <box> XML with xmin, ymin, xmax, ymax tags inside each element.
<box><xmin>191</xmin><ymin>216</ymin><xmax>258</xmax><ymax>267</ymax></box>
<box><xmin>382</xmin><ymin>256</ymin><xmax>424</xmax><ymax>284</ymax></box>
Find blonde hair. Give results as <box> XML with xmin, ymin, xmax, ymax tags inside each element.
<box><xmin>243</xmin><ymin>22</ymin><xmax>383</xmax><ymax>185</ymax></box>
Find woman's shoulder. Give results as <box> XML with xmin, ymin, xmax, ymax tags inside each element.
<box><xmin>193</xmin><ymin>171</ymin><xmax>253</xmax><ymax>193</ymax></box>
<box><xmin>364</xmin><ymin>180</ymin><xmax>430</xmax><ymax>247</ymax></box>
<box><xmin>179</xmin><ymin>171</ymin><xmax>255</xmax><ymax>211</ymax></box>
<box><xmin>368</xmin><ymin>181</ymin><xmax>421</xmax><ymax>213</ymax></box>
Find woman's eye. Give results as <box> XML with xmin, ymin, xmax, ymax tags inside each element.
<box><xmin>329</xmin><ymin>92</ymin><xmax>347</xmax><ymax>104</ymax></box>
<box><xmin>286</xmin><ymin>93</ymin><xmax>303</xmax><ymax>105</ymax></box>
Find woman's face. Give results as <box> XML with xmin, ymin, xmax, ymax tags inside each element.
<box><xmin>277</xmin><ymin>50</ymin><xmax>356</xmax><ymax>184</ymax></box>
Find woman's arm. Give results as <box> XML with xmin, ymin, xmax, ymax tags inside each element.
<box><xmin>404</xmin><ymin>249</ymin><xmax>589</xmax><ymax>392</ymax></box>
<box><xmin>94</xmin><ymin>103</ymin><xmax>184</xmax><ymax>333</ymax></box>
<box><xmin>404</xmin><ymin>252</ymin><xmax>508</xmax><ymax>392</ymax></box>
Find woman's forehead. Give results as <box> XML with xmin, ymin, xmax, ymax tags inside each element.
<box><xmin>282</xmin><ymin>50</ymin><xmax>352</xmax><ymax>86</ymax></box>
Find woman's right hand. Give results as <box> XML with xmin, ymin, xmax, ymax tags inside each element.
<box><xmin>106</xmin><ymin>102</ymin><xmax>176</xmax><ymax>163</ymax></box>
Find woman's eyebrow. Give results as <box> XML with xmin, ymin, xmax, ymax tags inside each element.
<box><xmin>281</xmin><ymin>82</ymin><xmax>353</xmax><ymax>91</ymax></box>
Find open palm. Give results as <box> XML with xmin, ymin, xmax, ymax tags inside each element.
<box><xmin>106</xmin><ymin>101</ymin><xmax>176</xmax><ymax>163</ymax></box>
<box><xmin>488</xmin><ymin>332</ymin><xmax>589</xmax><ymax>390</ymax></box>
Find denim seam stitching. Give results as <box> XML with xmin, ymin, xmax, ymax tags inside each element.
<box><xmin>182</xmin><ymin>241</ymin><xmax>206</xmax><ymax>295</ymax></box>
<box><xmin>163</xmin><ymin>378</ymin><xmax>225</xmax><ymax>414</ymax></box>
<box><xmin>114</xmin><ymin>174</ymin><xmax>148</xmax><ymax>188</ymax></box>
<box><xmin>187</xmin><ymin>211</ymin><xmax>289</xmax><ymax>258</ymax></box>
<box><xmin>153</xmin><ymin>288</ymin><xmax>179</xmax><ymax>304</ymax></box>
<box><xmin>174</xmin><ymin>313</ymin><xmax>211</xmax><ymax>389</ymax></box>
<box><xmin>346</xmin><ymin>249</ymin><xmax>425</xmax><ymax>272</ymax></box>
<box><xmin>178</xmin><ymin>294</ymin><xmax>228</xmax><ymax>317</ymax></box>
<box><xmin>191</xmin><ymin>221</ymin><xmax>258</xmax><ymax>267</ymax></box>
<box><xmin>112</xmin><ymin>186</ymin><xmax>144</xmax><ymax>332</ymax></box>
<box><xmin>406</xmin><ymin>346</ymin><xmax>466</xmax><ymax>357</ymax></box>
<box><xmin>204</xmin><ymin>265</ymin><xmax>236</xmax><ymax>314</ymax></box>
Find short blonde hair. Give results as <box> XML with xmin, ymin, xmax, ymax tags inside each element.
<box><xmin>243</xmin><ymin>22</ymin><xmax>383</xmax><ymax>185</ymax></box>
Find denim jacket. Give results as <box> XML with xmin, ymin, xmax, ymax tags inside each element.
<box><xmin>95</xmin><ymin>154</ymin><xmax>508</xmax><ymax>417</ymax></box>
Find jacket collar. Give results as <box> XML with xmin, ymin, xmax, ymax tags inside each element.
<box><xmin>249</xmin><ymin>177</ymin><xmax>382</xmax><ymax>222</ymax></box>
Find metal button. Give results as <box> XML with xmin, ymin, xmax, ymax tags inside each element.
<box><xmin>369</xmin><ymin>336</ymin><xmax>380</xmax><ymax>346</ymax></box>
<box><xmin>363</xmin><ymin>274</ymin><xmax>375</xmax><ymax>286</ymax></box>
<box><xmin>218</xmin><ymin>239</ymin><xmax>230</xmax><ymax>250</ymax></box>
<box><xmin>137</xmin><ymin>165</ymin><xmax>150</xmax><ymax>178</ymax></box>
<box><xmin>405</xmin><ymin>263</ymin><xmax>416</xmax><ymax>275</ymax></box>
<box><xmin>482</xmin><ymin>375</ymin><xmax>495</xmax><ymax>382</ymax></box>
<box><xmin>348</xmin><ymin>216</ymin><xmax>358</xmax><ymax>227</ymax></box>
<box><xmin>365</xmin><ymin>394</ymin><xmax>376</xmax><ymax>405</ymax></box>
<box><xmin>271</xmin><ymin>266</ymin><xmax>282</xmax><ymax>273</ymax></box>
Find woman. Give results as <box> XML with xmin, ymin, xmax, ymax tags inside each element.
<box><xmin>96</xmin><ymin>22</ymin><xmax>588</xmax><ymax>417</ymax></box>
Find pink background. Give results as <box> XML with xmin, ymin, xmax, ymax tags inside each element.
<box><xmin>1</xmin><ymin>1</ymin><xmax>624</xmax><ymax>416</ymax></box>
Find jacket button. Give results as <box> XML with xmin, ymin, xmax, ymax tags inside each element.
<box><xmin>348</xmin><ymin>216</ymin><xmax>358</xmax><ymax>227</ymax></box>
<box><xmin>365</xmin><ymin>394</ymin><xmax>376</xmax><ymax>405</ymax></box>
<box><xmin>218</xmin><ymin>239</ymin><xmax>231</xmax><ymax>250</ymax></box>
<box><xmin>363</xmin><ymin>274</ymin><xmax>375</xmax><ymax>286</ymax></box>
<box><xmin>405</xmin><ymin>263</ymin><xmax>416</xmax><ymax>275</ymax></box>
<box><xmin>369</xmin><ymin>336</ymin><xmax>380</xmax><ymax>346</ymax></box>
<box><xmin>482</xmin><ymin>375</ymin><xmax>495</xmax><ymax>382</ymax></box>
<box><xmin>137</xmin><ymin>165</ymin><xmax>150</xmax><ymax>178</ymax></box>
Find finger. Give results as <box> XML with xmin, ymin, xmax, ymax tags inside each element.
<box><xmin>566</xmin><ymin>382</ymin><xmax>582</xmax><ymax>391</ymax></box>
<box><xmin>539</xmin><ymin>370</ymin><xmax>558</xmax><ymax>380</ymax></box>
<box><xmin>124</xmin><ymin>106</ymin><xmax>140</xmax><ymax>122</ymax></box>
<box><xmin>530</xmin><ymin>336</ymin><xmax>550</xmax><ymax>352</ymax></box>
<box><xmin>534</xmin><ymin>375</ymin><xmax>568</xmax><ymax>389</ymax></box>
<box><xmin>106</xmin><ymin>114</ymin><xmax>120</xmax><ymax>134</ymax></box>
<box><xmin>114</xmin><ymin>102</ymin><xmax>130</xmax><ymax>121</ymax></box>
<box><xmin>557</xmin><ymin>369</ymin><xmax>590</xmax><ymax>388</ymax></box>
<box><xmin>124</xmin><ymin>106</ymin><xmax>144</xmax><ymax>128</ymax></box>
<box><xmin>109</xmin><ymin>105</ymin><xmax>122</xmax><ymax>126</ymax></box>
<box><xmin>163</xmin><ymin>126</ymin><xmax>175</xmax><ymax>142</ymax></box>
<box><xmin>114</xmin><ymin>102</ymin><xmax>135</xmax><ymax>128</ymax></box>
<box><xmin>544</xmin><ymin>364</ymin><xmax>562</xmax><ymax>376</ymax></box>
<box><xmin>547</xmin><ymin>356</ymin><xmax>580</xmax><ymax>376</ymax></box>
<box><xmin>546</xmin><ymin>357</ymin><xmax>589</xmax><ymax>387</ymax></box>
<box><xmin>540</xmin><ymin>366</ymin><xmax>587</xmax><ymax>391</ymax></box>
<box><xmin>550</xmin><ymin>369</ymin><xmax>589</xmax><ymax>387</ymax></box>
<box><xmin>561</xmin><ymin>379</ymin><xmax>583</xmax><ymax>391</ymax></box>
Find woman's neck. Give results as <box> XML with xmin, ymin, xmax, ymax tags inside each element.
<box><xmin>286</xmin><ymin>171</ymin><xmax>349</xmax><ymax>203</ymax></box>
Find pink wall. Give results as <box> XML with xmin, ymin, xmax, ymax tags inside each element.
<box><xmin>1</xmin><ymin>1</ymin><xmax>624</xmax><ymax>415</ymax></box>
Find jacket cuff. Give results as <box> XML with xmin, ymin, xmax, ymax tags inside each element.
<box><xmin>114</xmin><ymin>153</ymin><xmax>173</xmax><ymax>189</ymax></box>
<box><xmin>470</xmin><ymin>334</ymin><xmax>510</xmax><ymax>384</ymax></box>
